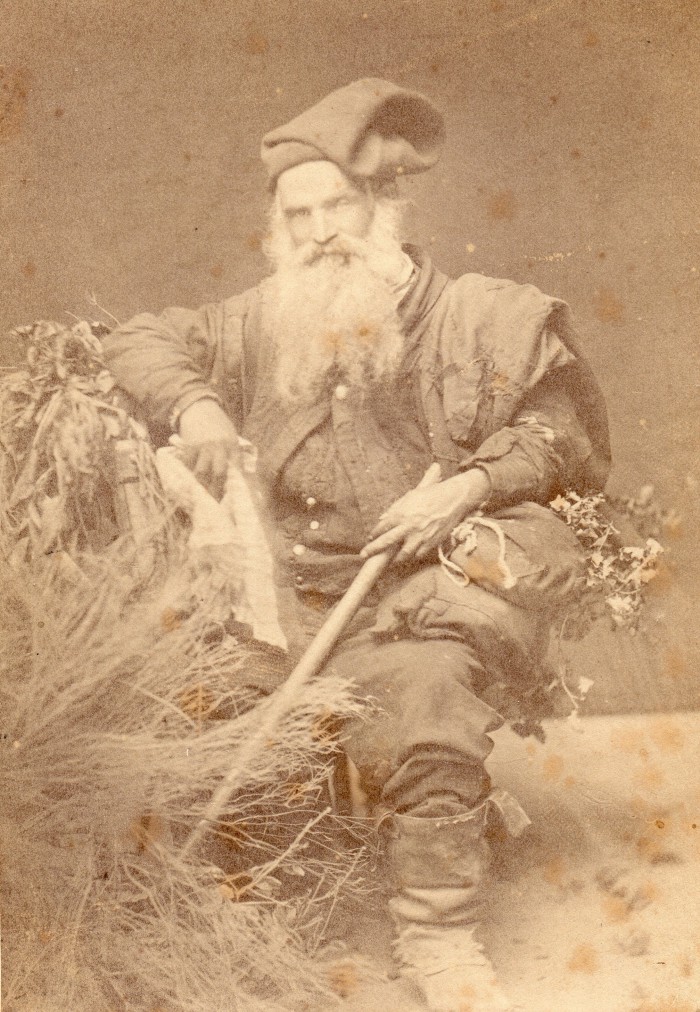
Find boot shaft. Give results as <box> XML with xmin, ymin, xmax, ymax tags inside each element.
<box><xmin>378</xmin><ymin>797</ymin><xmax>520</xmax><ymax>1010</ymax></box>
<box><xmin>379</xmin><ymin>802</ymin><xmax>490</xmax><ymax>892</ymax></box>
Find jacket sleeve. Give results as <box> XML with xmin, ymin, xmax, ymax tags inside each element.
<box><xmin>465</xmin><ymin>350</ymin><xmax>596</xmax><ymax>509</ymax></box>
<box><xmin>102</xmin><ymin>301</ymin><xmax>239</xmax><ymax>433</ymax></box>
<box><xmin>431</xmin><ymin>273</ymin><xmax>610</xmax><ymax>502</ymax></box>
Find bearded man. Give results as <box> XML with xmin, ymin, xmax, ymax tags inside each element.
<box><xmin>103</xmin><ymin>79</ymin><xmax>610</xmax><ymax>1011</ymax></box>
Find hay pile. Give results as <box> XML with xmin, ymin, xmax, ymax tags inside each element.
<box><xmin>1</xmin><ymin>550</ymin><xmax>370</xmax><ymax>1011</ymax></box>
<box><xmin>0</xmin><ymin>321</ymin><xmax>371</xmax><ymax>1011</ymax></box>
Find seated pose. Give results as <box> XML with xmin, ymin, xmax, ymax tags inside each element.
<box><xmin>103</xmin><ymin>79</ymin><xmax>610</xmax><ymax>1011</ymax></box>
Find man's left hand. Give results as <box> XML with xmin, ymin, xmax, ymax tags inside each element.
<box><xmin>361</xmin><ymin>469</ymin><xmax>491</xmax><ymax>564</ymax></box>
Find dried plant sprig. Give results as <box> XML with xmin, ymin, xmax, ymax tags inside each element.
<box><xmin>0</xmin><ymin>319</ymin><xmax>164</xmax><ymax>561</ymax></box>
<box><xmin>549</xmin><ymin>490</ymin><xmax>664</xmax><ymax>633</ymax></box>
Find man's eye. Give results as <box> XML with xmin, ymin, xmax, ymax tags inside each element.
<box><xmin>287</xmin><ymin>208</ymin><xmax>310</xmax><ymax>219</ymax></box>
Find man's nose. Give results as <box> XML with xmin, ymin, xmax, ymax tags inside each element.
<box><xmin>311</xmin><ymin>209</ymin><xmax>337</xmax><ymax>245</ymax></box>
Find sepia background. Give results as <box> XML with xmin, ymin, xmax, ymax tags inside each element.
<box><xmin>2</xmin><ymin>0</ymin><xmax>698</xmax><ymax>712</ymax></box>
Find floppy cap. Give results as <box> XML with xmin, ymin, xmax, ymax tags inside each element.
<box><xmin>261</xmin><ymin>78</ymin><xmax>445</xmax><ymax>188</ymax></box>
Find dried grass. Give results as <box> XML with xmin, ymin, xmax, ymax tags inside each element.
<box><xmin>0</xmin><ymin>535</ymin><xmax>371</xmax><ymax>1011</ymax></box>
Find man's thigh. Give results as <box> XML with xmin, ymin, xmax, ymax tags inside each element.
<box><xmin>325</xmin><ymin>633</ymin><xmax>503</xmax><ymax>803</ymax></box>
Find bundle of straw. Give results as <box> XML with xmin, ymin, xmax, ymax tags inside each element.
<box><xmin>1</xmin><ymin>538</ymin><xmax>371</xmax><ymax>1010</ymax></box>
<box><xmin>0</xmin><ymin>321</ymin><xmax>373</xmax><ymax>1010</ymax></box>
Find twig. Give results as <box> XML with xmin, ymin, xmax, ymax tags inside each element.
<box><xmin>121</xmin><ymin>681</ymin><xmax>199</xmax><ymax>729</ymax></box>
<box><xmin>85</xmin><ymin>292</ymin><xmax>122</xmax><ymax>327</ymax></box>
<box><xmin>247</xmin><ymin>805</ymin><xmax>332</xmax><ymax>891</ymax></box>
<box><xmin>557</xmin><ymin>670</ymin><xmax>581</xmax><ymax>713</ymax></box>
<box><xmin>310</xmin><ymin>845</ymin><xmax>366</xmax><ymax>954</ymax></box>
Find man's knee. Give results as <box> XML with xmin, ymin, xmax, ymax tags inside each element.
<box><xmin>327</xmin><ymin>636</ymin><xmax>502</xmax><ymax>814</ymax></box>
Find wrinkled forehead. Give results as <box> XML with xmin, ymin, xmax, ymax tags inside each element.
<box><xmin>274</xmin><ymin>160</ymin><xmax>370</xmax><ymax>210</ymax></box>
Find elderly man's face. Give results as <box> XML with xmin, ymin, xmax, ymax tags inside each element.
<box><xmin>266</xmin><ymin>160</ymin><xmax>406</xmax><ymax>404</ymax></box>
<box><xmin>275</xmin><ymin>160</ymin><xmax>375</xmax><ymax>250</ymax></box>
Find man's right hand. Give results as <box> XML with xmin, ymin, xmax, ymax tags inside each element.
<box><xmin>176</xmin><ymin>398</ymin><xmax>240</xmax><ymax>501</ymax></box>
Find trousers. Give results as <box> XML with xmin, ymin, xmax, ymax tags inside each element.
<box><xmin>327</xmin><ymin>632</ymin><xmax>501</xmax><ymax>812</ymax></box>
<box><xmin>267</xmin><ymin>503</ymin><xmax>584</xmax><ymax>816</ymax></box>
<box><xmin>289</xmin><ymin>565</ymin><xmax>548</xmax><ymax>814</ymax></box>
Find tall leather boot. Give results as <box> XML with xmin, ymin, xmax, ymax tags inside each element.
<box><xmin>379</xmin><ymin>799</ymin><xmax>516</xmax><ymax>1012</ymax></box>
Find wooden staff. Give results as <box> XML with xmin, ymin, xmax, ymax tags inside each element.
<box><xmin>180</xmin><ymin>461</ymin><xmax>442</xmax><ymax>859</ymax></box>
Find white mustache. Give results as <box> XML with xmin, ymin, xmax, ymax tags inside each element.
<box><xmin>295</xmin><ymin>236</ymin><xmax>368</xmax><ymax>267</ymax></box>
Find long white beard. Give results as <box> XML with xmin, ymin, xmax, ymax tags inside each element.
<box><xmin>263</xmin><ymin>201</ymin><xmax>408</xmax><ymax>406</ymax></box>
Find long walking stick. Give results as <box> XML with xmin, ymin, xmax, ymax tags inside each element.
<box><xmin>180</xmin><ymin>461</ymin><xmax>442</xmax><ymax>858</ymax></box>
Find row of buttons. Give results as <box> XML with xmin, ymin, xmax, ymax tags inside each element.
<box><xmin>293</xmin><ymin>489</ymin><xmax>325</xmax><ymax>568</ymax></box>
<box><xmin>294</xmin><ymin>489</ymin><xmax>307</xmax><ymax>581</ymax></box>
<box><xmin>290</xmin><ymin>383</ymin><xmax>348</xmax><ymax>588</ymax></box>
<box><xmin>292</xmin><ymin>519</ymin><xmax>321</xmax><ymax>557</ymax></box>
<box><xmin>292</xmin><ymin>492</ymin><xmax>322</xmax><ymax>558</ymax></box>
<box><xmin>290</xmin><ymin>383</ymin><xmax>347</xmax><ymax>573</ymax></box>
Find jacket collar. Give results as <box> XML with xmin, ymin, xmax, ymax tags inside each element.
<box><xmin>396</xmin><ymin>245</ymin><xmax>450</xmax><ymax>374</ymax></box>
<box><xmin>398</xmin><ymin>244</ymin><xmax>451</xmax><ymax>332</ymax></box>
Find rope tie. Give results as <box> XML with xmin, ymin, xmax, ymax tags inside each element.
<box><xmin>438</xmin><ymin>513</ymin><xmax>517</xmax><ymax>590</ymax></box>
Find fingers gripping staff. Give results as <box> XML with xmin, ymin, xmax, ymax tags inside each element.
<box><xmin>362</xmin><ymin>466</ymin><xmax>491</xmax><ymax>564</ymax></box>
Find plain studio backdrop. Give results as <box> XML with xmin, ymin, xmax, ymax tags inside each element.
<box><xmin>1</xmin><ymin>0</ymin><xmax>698</xmax><ymax>712</ymax></box>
